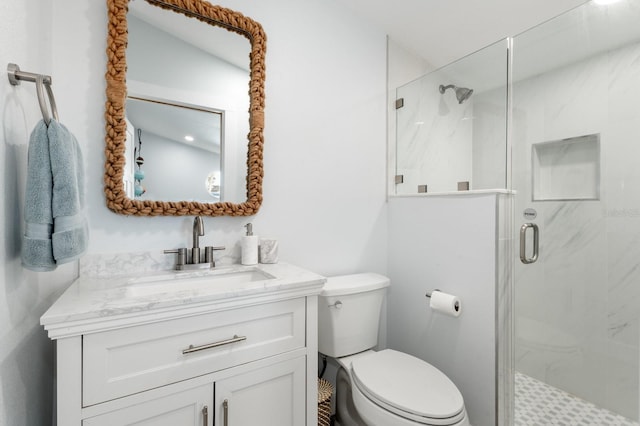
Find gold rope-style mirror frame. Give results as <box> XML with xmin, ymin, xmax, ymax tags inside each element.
<box><xmin>104</xmin><ymin>0</ymin><xmax>266</xmax><ymax>216</ymax></box>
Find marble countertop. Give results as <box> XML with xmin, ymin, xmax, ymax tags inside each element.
<box><xmin>41</xmin><ymin>262</ymin><xmax>326</xmax><ymax>339</ymax></box>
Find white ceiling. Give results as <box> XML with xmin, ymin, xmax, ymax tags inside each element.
<box><xmin>337</xmin><ymin>0</ymin><xmax>591</xmax><ymax>68</ymax></box>
<box><xmin>132</xmin><ymin>0</ymin><xmax>594</xmax><ymax>72</ymax></box>
<box><xmin>129</xmin><ymin>0</ymin><xmax>640</xmax><ymax>76</ymax></box>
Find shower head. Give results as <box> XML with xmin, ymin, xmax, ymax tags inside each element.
<box><xmin>439</xmin><ymin>84</ymin><xmax>474</xmax><ymax>104</ymax></box>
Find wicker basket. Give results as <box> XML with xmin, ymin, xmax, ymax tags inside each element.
<box><xmin>318</xmin><ymin>378</ymin><xmax>333</xmax><ymax>426</ymax></box>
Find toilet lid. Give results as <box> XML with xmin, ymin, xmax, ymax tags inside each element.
<box><xmin>351</xmin><ymin>349</ymin><xmax>464</xmax><ymax>421</ymax></box>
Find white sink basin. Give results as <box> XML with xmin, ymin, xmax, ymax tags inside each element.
<box><xmin>125</xmin><ymin>267</ymin><xmax>276</xmax><ymax>297</ymax></box>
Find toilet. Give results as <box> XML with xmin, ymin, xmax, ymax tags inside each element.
<box><xmin>318</xmin><ymin>273</ymin><xmax>469</xmax><ymax>426</ymax></box>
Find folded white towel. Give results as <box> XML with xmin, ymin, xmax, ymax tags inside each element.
<box><xmin>22</xmin><ymin>119</ymin><xmax>88</xmax><ymax>271</ymax></box>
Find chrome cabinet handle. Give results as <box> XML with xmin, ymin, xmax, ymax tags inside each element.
<box><xmin>520</xmin><ymin>223</ymin><xmax>539</xmax><ymax>264</ymax></box>
<box><xmin>223</xmin><ymin>399</ymin><xmax>229</xmax><ymax>426</ymax></box>
<box><xmin>182</xmin><ymin>335</ymin><xmax>247</xmax><ymax>355</ymax></box>
<box><xmin>202</xmin><ymin>405</ymin><xmax>208</xmax><ymax>426</ymax></box>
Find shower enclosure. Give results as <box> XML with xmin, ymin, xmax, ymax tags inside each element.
<box><xmin>394</xmin><ymin>0</ymin><xmax>640</xmax><ymax>423</ymax></box>
<box><xmin>512</xmin><ymin>1</ymin><xmax>640</xmax><ymax>423</ymax></box>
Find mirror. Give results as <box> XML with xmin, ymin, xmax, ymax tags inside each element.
<box><xmin>104</xmin><ymin>0</ymin><xmax>266</xmax><ymax>216</ymax></box>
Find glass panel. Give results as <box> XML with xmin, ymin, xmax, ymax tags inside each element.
<box><xmin>512</xmin><ymin>0</ymin><xmax>640</xmax><ymax>423</ymax></box>
<box><xmin>395</xmin><ymin>39</ymin><xmax>508</xmax><ymax>195</ymax></box>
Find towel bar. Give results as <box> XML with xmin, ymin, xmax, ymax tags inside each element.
<box><xmin>7</xmin><ymin>63</ymin><xmax>59</xmax><ymax>125</ymax></box>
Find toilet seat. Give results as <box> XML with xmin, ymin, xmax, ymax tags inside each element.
<box><xmin>350</xmin><ymin>349</ymin><xmax>466</xmax><ymax>425</ymax></box>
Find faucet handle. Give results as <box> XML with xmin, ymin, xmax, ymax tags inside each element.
<box><xmin>204</xmin><ymin>246</ymin><xmax>225</xmax><ymax>265</ymax></box>
<box><xmin>164</xmin><ymin>248</ymin><xmax>187</xmax><ymax>270</ymax></box>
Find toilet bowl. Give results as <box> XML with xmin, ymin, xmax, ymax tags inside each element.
<box><xmin>318</xmin><ymin>273</ymin><xmax>469</xmax><ymax>426</ymax></box>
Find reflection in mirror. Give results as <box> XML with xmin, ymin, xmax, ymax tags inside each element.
<box><xmin>126</xmin><ymin>1</ymin><xmax>249</xmax><ymax>204</ymax></box>
<box><xmin>124</xmin><ymin>97</ymin><xmax>223</xmax><ymax>202</ymax></box>
<box><xmin>104</xmin><ymin>0</ymin><xmax>266</xmax><ymax>216</ymax></box>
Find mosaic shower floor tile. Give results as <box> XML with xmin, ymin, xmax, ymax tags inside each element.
<box><xmin>515</xmin><ymin>372</ymin><xmax>638</xmax><ymax>426</ymax></box>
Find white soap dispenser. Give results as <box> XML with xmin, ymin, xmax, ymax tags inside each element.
<box><xmin>241</xmin><ymin>223</ymin><xmax>259</xmax><ymax>265</ymax></box>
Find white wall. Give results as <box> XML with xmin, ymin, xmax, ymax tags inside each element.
<box><xmin>388</xmin><ymin>194</ymin><xmax>499</xmax><ymax>426</ymax></box>
<box><xmin>51</xmin><ymin>0</ymin><xmax>388</xmax><ymax>275</ymax></box>
<box><xmin>0</xmin><ymin>2</ymin><xmax>78</xmax><ymax>426</ymax></box>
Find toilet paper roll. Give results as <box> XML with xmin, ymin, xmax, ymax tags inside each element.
<box><xmin>429</xmin><ymin>290</ymin><xmax>461</xmax><ymax>317</ymax></box>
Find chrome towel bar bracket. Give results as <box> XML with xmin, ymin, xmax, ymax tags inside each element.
<box><xmin>7</xmin><ymin>63</ymin><xmax>52</xmax><ymax>86</ymax></box>
<box><xmin>7</xmin><ymin>63</ymin><xmax>59</xmax><ymax>125</ymax></box>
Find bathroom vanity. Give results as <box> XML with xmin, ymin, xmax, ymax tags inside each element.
<box><xmin>41</xmin><ymin>262</ymin><xmax>325</xmax><ymax>426</ymax></box>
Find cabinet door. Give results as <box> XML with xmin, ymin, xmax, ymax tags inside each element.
<box><xmin>215</xmin><ymin>357</ymin><xmax>306</xmax><ymax>426</ymax></box>
<box><xmin>83</xmin><ymin>384</ymin><xmax>213</xmax><ymax>426</ymax></box>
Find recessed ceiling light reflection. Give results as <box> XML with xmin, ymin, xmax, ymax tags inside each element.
<box><xmin>184</xmin><ymin>135</ymin><xmax>195</xmax><ymax>142</ymax></box>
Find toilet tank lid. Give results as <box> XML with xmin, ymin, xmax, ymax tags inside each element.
<box><xmin>321</xmin><ymin>273</ymin><xmax>390</xmax><ymax>296</ymax></box>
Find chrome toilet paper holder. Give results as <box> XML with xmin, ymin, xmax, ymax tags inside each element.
<box><xmin>424</xmin><ymin>289</ymin><xmax>440</xmax><ymax>298</ymax></box>
<box><xmin>425</xmin><ymin>289</ymin><xmax>460</xmax><ymax>313</ymax></box>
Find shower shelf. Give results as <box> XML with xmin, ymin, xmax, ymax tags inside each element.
<box><xmin>532</xmin><ymin>134</ymin><xmax>600</xmax><ymax>201</ymax></box>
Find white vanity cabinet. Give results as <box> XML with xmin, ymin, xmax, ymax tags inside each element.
<box><xmin>41</xmin><ymin>263</ymin><xmax>325</xmax><ymax>426</ymax></box>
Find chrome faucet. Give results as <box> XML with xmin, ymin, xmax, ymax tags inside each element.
<box><xmin>192</xmin><ymin>216</ymin><xmax>205</xmax><ymax>264</ymax></box>
<box><xmin>164</xmin><ymin>216</ymin><xmax>225</xmax><ymax>270</ymax></box>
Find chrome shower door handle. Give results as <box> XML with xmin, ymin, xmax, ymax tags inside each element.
<box><xmin>520</xmin><ymin>223</ymin><xmax>539</xmax><ymax>264</ymax></box>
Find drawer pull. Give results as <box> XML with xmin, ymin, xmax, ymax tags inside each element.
<box><xmin>202</xmin><ymin>405</ymin><xmax>208</xmax><ymax>426</ymax></box>
<box><xmin>182</xmin><ymin>335</ymin><xmax>247</xmax><ymax>354</ymax></box>
<box><xmin>223</xmin><ymin>399</ymin><xmax>229</xmax><ymax>426</ymax></box>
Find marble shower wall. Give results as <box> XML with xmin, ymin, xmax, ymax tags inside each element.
<box><xmin>512</xmin><ymin>32</ymin><xmax>640</xmax><ymax>420</ymax></box>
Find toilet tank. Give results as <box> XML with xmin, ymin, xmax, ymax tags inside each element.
<box><xmin>318</xmin><ymin>273</ymin><xmax>390</xmax><ymax>358</ymax></box>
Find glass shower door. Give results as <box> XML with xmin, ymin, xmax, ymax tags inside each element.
<box><xmin>512</xmin><ymin>0</ymin><xmax>640</xmax><ymax>423</ymax></box>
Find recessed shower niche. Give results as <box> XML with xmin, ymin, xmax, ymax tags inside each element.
<box><xmin>532</xmin><ymin>134</ymin><xmax>600</xmax><ymax>201</ymax></box>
